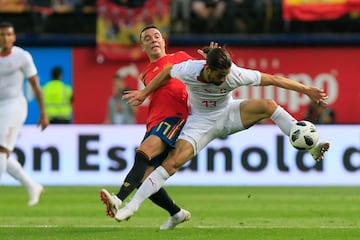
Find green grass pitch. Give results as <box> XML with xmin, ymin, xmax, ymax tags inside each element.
<box><xmin>1</xmin><ymin>186</ymin><xmax>359</xmax><ymax>240</ymax></box>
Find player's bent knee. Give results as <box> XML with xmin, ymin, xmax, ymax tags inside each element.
<box><xmin>162</xmin><ymin>160</ymin><xmax>180</xmax><ymax>176</ymax></box>
<box><xmin>263</xmin><ymin>99</ymin><xmax>278</xmax><ymax>114</ymax></box>
<box><xmin>264</xmin><ymin>99</ymin><xmax>277</xmax><ymax>107</ymax></box>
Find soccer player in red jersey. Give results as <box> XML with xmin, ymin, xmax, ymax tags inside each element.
<box><xmin>100</xmin><ymin>25</ymin><xmax>204</xmax><ymax>230</ymax></box>
<box><xmin>141</xmin><ymin>51</ymin><xmax>191</xmax><ymax>132</ymax></box>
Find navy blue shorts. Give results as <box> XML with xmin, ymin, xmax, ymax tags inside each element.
<box><xmin>142</xmin><ymin>117</ymin><xmax>186</xmax><ymax>167</ymax></box>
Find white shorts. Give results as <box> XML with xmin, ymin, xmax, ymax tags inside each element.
<box><xmin>0</xmin><ymin>97</ymin><xmax>27</xmax><ymax>151</ymax></box>
<box><xmin>179</xmin><ymin>99</ymin><xmax>246</xmax><ymax>155</ymax></box>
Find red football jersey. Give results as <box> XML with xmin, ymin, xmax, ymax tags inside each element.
<box><xmin>141</xmin><ymin>51</ymin><xmax>194</xmax><ymax>131</ymax></box>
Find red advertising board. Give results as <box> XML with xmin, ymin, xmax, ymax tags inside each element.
<box><xmin>72</xmin><ymin>46</ymin><xmax>360</xmax><ymax>124</ymax></box>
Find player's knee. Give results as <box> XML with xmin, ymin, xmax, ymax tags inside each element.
<box><xmin>162</xmin><ymin>159</ymin><xmax>180</xmax><ymax>176</ymax></box>
<box><xmin>263</xmin><ymin>99</ymin><xmax>278</xmax><ymax>116</ymax></box>
<box><xmin>137</xmin><ymin>142</ymin><xmax>165</xmax><ymax>159</ymax></box>
<box><xmin>263</xmin><ymin>99</ymin><xmax>277</xmax><ymax>108</ymax></box>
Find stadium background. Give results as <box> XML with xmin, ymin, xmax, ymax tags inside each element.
<box><xmin>1</xmin><ymin>0</ymin><xmax>359</xmax><ymax>186</ymax></box>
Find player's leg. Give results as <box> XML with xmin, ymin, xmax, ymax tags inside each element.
<box><xmin>114</xmin><ymin>114</ymin><xmax>218</xmax><ymax>221</ymax></box>
<box><xmin>140</xmin><ymin>151</ymin><xmax>191</xmax><ymax>229</ymax></box>
<box><xmin>100</xmin><ymin>136</ymin><xmax>164</xmax><ymax>217</ymax></box>
<box><xmin>117</xmin><ymin>134</ymin><xmax>166</xmax><ymax>194</ymax></box>
<box><xmin>7</xmin><ymin>157</ymin><xmax>43</xmax><ymax>206</ymax></box>
<box><xmin>149</xmin><ymin>187</ymin><xmax>191</xmax><ymax>230</ymax></box>
<box><xmin>239</xmin><ymin>99</ymin><xmax>329</xmax><ymax>160</ymax></box>
<box><xmin>0</xmin><ymin>103</ymin><xmax>13</xmax><ymax>180</ymax></box>
<box><xmin>266</xmin><ymin>101</ymin><xmax>330</xmax><ymax>161</ymax></box>
<box><xmin>115</xmin><ymin>139</ymin><xmax>195</xmax><ymax>222</ymax></box>
<box><xmin>239</xmin><ymin>99</ymin><xmax>296</xmax><ymax>134</ymax></box>
<box><xmin>0</xmin><ymin>149</ymin><xmax>7</xmax><ymax>180</ymax></box>
<box><xmin>101</xmin><ymin>117</ymin><xmax>187</xmax><ymax>221</ymax></box>
<box><xmin>0</xmin><ymin>100</ymin><xmax>40</xmax><ymax>205</ymax></box>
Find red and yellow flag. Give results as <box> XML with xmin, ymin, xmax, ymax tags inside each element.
<box><xmin>96</xmin><ymin>0</ymin><xmax>170</xmax><ymax>61</ymax></box>
<box><xmin>282</xmin><ymin>0</ymin><xmax>360</xmax><ymax>21</ymax></box>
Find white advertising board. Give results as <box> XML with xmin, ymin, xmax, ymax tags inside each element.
<box><xmin>2</xmin><ymin>124</ymin><xmax>359</xmax><ymax>186</ymax></box>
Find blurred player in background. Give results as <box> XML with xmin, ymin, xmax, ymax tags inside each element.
<box><xmin>117</xmin><ymin>46</ymin><xmax>330</xmax><ymax>221</ymax></box>
<box><xmin>0</xmin><ymin>22</ymin><xmax>49</xmax><ymax>206</ymax></box>
<box><xmin>100</xmin><ymin>25</ymin><xmax>211</xmax><ymax>230</ymax></box>
<box><xmin>104</xmin><ymin>73</ymin><xmax>137</xmax><ymax>124</ymax></box>
<box><xmin>304</xmin><ymin>100</ymin><xmax>335</xmax><ymax>124</ymax></box>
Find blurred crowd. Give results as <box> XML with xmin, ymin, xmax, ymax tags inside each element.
<box><xmin>0</xmin><ymin>0</ymin><xmax>95</xmax><ymax>12</ymax></box>
<box><xmin>0</xmin><ymin>0</ymin><xmax>96</xmax><ymax>34</ymax></box>
<box><xmin>172</xmin><ymin>0</ymin><xmax>360</xmax><ymax>35</ymax></box>
<box><xmin>0</xmin><ymin>0</ymin><xmax>359</xmax><ymax>36</ymax></box>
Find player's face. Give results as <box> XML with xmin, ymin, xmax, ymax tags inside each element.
<box><xmin>140</xmin><ymin>28</ymin><xmax>166</xmax><ymax>61</ymax></box>
<box><xmin>207</xmin><ymin>68</ymin><xmax>230</xmax><ymax>86</ymax></box>
<box><xmin>0</xmin><ymin>27</ymin><xmax>16</xmax><ymax>53</ymax></box>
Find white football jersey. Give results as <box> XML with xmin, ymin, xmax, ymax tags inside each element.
<box><xmin>0</xmin><ymin>46</ymin><xmax>37</xmax><ymax>101</ymax></box>
<box><xmin>170</xmin><ymin>59</ymin><xmax>261</xmax><ymax>114</ymax></box>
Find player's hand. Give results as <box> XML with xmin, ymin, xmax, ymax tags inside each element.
<box><xmin>307</xmin><ymin>87</ymin><xmax>329</xmax><ymax>106</ymax></box>
<box><xmin>38</xmin><ymin>113</ymin><xmax>49</xmax><ymax>131</ymax></box>
<box><xmin>197</xmin><ymin>41</ymin><xmax>220</xmax><ymax>59</ymax></box>
<box><xmin>123</xmin><ymin>90</ymin><xmax>146</xmax><ymax>106</ymax></box>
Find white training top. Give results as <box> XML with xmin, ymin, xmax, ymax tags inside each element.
<box><xmin>170</xmin><ymin>59</ymin><xmax>262</xmax><ymax>114</ymax></box>
<box><xmin>0</xmin><ymin>46</ymin><xmax>37</xmax><ymax>101</ymax></box>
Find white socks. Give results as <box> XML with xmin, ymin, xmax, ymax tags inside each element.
<box><xmin>270</xmin><ymin>106</ymin><xmax>297</xmax><ymax>136</ymax></box>
<box><xmin>0</xmin><ymin>154</ymin><xmax>37</xmax><ymax>190</ymax></box>
<box><xmin>0</xmin><ymin>152</ymin><xmax>7</xmax><ymax>181</ymax></box>
<box><xmin>7</xmin><ymin>157</ymin><xmax>36</xmax><ymax>189</ymax></box>
<box><xmin>130</xmin><ymin>166</ymin><xmax>170</xmax><ymax>209</ymax></box>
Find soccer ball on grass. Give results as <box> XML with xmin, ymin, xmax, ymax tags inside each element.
<box><xmin>289</xmin><ymin>120</ymin><xmax>319</xmax><ymax>151</ymax></box>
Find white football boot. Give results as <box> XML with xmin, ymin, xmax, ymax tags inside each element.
<box><xmin>160</xmin><ymin>209</ymin><xmax>191</xmax><ymax>230</ymax></box>
<box><xmin>309</xmin><ymin>141</ymin><xmax>330</xmax><ymax>161</ymax></box>
<box><xmin>114</xmin><ymin>202</ymin><xmax>138</xmax><ymax>222</ymax></box>
<box><xmin>28</xmin><ymin>183</ymin><xmax>44</xmax><ymax>206</ymax></box>
<box><xmin>100</xmin><ymin>189</ymin><xmax>122</xmax><ymax>218</ymax></box>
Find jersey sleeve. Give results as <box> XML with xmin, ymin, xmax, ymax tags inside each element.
<box><xmin>22</xmin><ymin>50</ymin><xmax>38</xmax><ymax>78</ymax></box>
<box><xmin>170</xmin><ymin>59</ymin><xmax>204</xmax><ymax>83</ymax></box>
<box><xmin>228</xmin><ymin>63</ymin><xmax>261</xmax><ymax>87</ymax></box>
<box><xmin>169</xmin><ymin>61</ymin><xmax>187</xmax><ymax>81</ymax></box>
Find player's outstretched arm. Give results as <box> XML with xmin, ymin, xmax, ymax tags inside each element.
<box><xmin>123</xmin><ymin>66</ymin><xmax>172</xmax><ymax>106</ymax></box>
<box><xmin>259</xmin><ymin>72</ymin><xmax>328</xmax><ymax>105</ymax></box>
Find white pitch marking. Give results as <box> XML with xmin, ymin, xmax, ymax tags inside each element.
<box><xmin>0</xmin><ymin>225</ymin><xmax>359</xmax><ymax>229</ymax></box>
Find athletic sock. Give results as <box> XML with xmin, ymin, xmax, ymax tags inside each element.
<box><xmin>149</xmin><ymin>187</ymin><xmax>181</xmax><ymax>216</ymax></box>
<box><xmin>7</xmin><ymin>157</ymin><xmax>37</xmax><ymax>189</ymax></box>
<box><xmin>128</xmin><ymin>166</ymin><xmax>170</xmax><ymax>209</ymax></box>
<box><xmin>0</xmin><ymin>152</ymin><xmax>7</xmax><ymax>181</ymax></box>
<box><xmin>116</xmin><ymin>150</ymin><xmax>149</xmax><ymax>200</ymax></box>
<box><xmin>271</xmin><ymin>106</ymin><xmax>297</xmax><ymax>136</ymax></box>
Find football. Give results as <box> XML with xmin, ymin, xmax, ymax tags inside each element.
<box><xmin>289</xmin><ymin>120</ymin><xmax>319</xmax><ymax>151</ymax></box>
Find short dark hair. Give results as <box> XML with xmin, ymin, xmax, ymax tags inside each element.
<box><xmin>0</xmin><ymin>22</ymin><xmax>14</xmax><ymax>29</ymax></box>
<box><xmin>206</xmin><ymin>48</ymin><xmax>232</xmax><ymax>71</ymax></box>
<box><xmin>139</xmin><ymin>25</ymin><xmax>159</xmax><ymax>42</ymax></box>
<box><xmin>51</xmin><ymin>67</ymin><xmax>62</xmax><ymax>80</ymax></box>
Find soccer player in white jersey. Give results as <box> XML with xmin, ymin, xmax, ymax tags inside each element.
<box><xmin>117</xmin><ymin>46</ymin><xmax>330</xmax><ymax>221</ymax></box>
<box><xmin>0</xmin><ymin>22</ymin><xmax>49</xmax><ymax>206</ymax></box>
